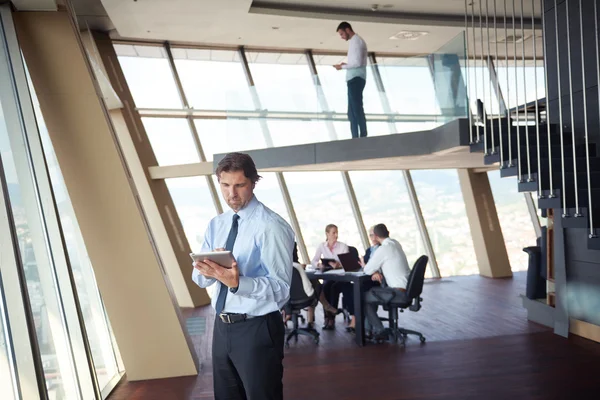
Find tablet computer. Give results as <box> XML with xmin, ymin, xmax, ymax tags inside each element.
<box><xmin>190</xmin><ymin>251</ymin><xmax>236</xmax><ymax>269</ymax></box>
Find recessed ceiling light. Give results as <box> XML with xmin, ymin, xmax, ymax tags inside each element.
<box><xmin>389</xmin><ymin>31</ymin><xmax>429</xmax><ymax>40</ymax></box>
<box><xmin>272</xmin><ymin>26</ymin><xmax>279</xmax><ymax>30</ymax></box>
<box><xmin>494</xmin><ymin>34</ymin><xmax>531</xmax><ymax>43</ymax></box>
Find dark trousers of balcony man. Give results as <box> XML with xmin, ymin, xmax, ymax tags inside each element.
<box><xmin>334</xmin><ymin>21</ymin><xmax>368</xmax><ymax>138</ymax></box>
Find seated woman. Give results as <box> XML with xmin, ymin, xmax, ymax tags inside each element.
<box><xmin>311</xmin><ymin>224</ymin><xmax>350</xmax><ymax>330</ymax></box>
<box><xmin>289</xmin><ymin>242</ymin><xmax>337</xmax><ymax>329</ymax></box>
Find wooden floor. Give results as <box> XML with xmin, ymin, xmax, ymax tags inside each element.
<box><xmin>108</xmin><ymin>272</ymin><xmax>600</xmax><ymax>399</ymax></box>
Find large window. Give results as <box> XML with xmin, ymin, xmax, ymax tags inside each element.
<box><xmin>31</xmin><ymin>66</ymin><xmax>123</xmax><ymax>393</ymax></box>
<box><xmin>195</xmin><ymin>119</ymin><xmax>266</xmax><ymax>161</ymax></box>
<box><xmin>0</xmin><ymin>288</ymin><xmax>15</xmax><ymax>400</ymax></box>
<box><xmin>247</xmin><ymin>52</ymin><xmax>318</xmax><ymax>112</ymax></box>
<box><xmin>166</xmin><ymin>177</ymin><xmax>217</xmax><ymax>252</ymax></box>
<box><xmin>411</xmin><ymin>170</ymin><xmax>478</xmax><ymax>276</ymax></box>
<box><xmin>314</xmin><ymin>54</ymin><xmax>383</xmax><ymax>115</ymax></box>
<box><xmin>114</xmin><ymin>44</ymin><xmax>181</xmax><ymax>109</ymax></box>
<box><xmin>143</xmin><ymin>118</ymin><xmax>201</xmax><ymax>166</ymax></box>
<box><xmin>349</xmin><ymin>171</ymin><xmax>426</xmax><ymax>267</ymax></box>
<box><xmin>173</xmin><ymin>48</ymin><xmax>253</xmax><ymax>110</ymax></box>
<box><xmin>284</xmin><ymin>171</ymin><xmax>364</xmax><ymax>257</ymax></box>
<box><xmin>488</xmin><ymin>171</ymin><xmax>538</xmax><ymax>271</ymax></box>
<box><xmin>376</xmin><ymin>57</ymin><xmax>440</xmax><ymax>116</ymax></box>
<box><xmin>496</xmin><ymin>60</ymin><xmax>545</xmax><ymax>109</ymax></box>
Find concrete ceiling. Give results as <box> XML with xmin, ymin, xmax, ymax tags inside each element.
<box><xmin>75</xmin><ymin>0</ymin><xmax>541</xmax><ymax>57</ymax></box>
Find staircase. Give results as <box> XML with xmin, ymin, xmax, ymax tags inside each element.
<box><xmin>468</xmin><ymin>117</ymin><xmax>600</xmax><ymax>251</ymax></box>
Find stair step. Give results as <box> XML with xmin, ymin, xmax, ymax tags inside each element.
<box><xmin>589</xmin><ymin>235</ymin><xmax>600</xmax><ymax>250</ymax></box>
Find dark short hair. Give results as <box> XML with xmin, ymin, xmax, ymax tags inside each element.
<box><xmin>325</xmin><ymin>224</ymin><xmax>338</xmax><ymax>233</ymax></box>
<box><xmin>215</xmin><ymin>152</ymin><xmax>262</xmax><ymax>184</ymax></box>
<box><xmin>373</xmin><ymin>223</ymin><xmax>389</xmax><ymax>239</ymax></box>
<box><xmin>336</xmin><ymin>21</ymin><xmax>353</xmax><ymax>32</ymax></box>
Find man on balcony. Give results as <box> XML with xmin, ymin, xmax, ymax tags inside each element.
<box><xmin>334</xmin><ymin>21</ymin><xmax>368</xmax><ymax>139</ymax></box>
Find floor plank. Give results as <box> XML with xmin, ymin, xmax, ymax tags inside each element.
<box><xmin>108</xmin><ymin>272</ymin><xmax>600</xmax><ymax>400</ymax></box>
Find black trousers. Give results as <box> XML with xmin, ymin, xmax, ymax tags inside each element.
<box><xmin>212</xmin><ymin>311</ymin><xmax>285</xmax><ymax>400</ymax></box>
<box><xmin>347</xmin><ymin>77</ymin><xmax>367</xmax><ymax>138</ymax></box>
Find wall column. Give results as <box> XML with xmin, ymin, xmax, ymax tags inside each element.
<box><xmin>87</xmin><ymin>31</ymin><xmax>210</xmax><ymax>308</ymax></box>
<box><xmin>458</xmin><ymin>168</ymin><xmax>512</xmax><ymax>278</ymax></box>
<box><xmin>13</xmin><ymin>10</ymin><xmax>198</xmax><ymax>380</ymax></box>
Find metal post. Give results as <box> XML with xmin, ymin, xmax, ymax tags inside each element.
<box><xmin>403</xmin><ymin>171</ymin><xmax>441</xmax><ymax>278</ymax></box>
<box><xmin>521</xmin><ymin>0</ymin><xmax>532</xmax><ymax>182</ymax></box>
<box><xmin>472</xmin><ymin>2</ymin><xmax>481</xmax><ymax>143</ymax></box>
<box><xmin>533</xmin><ymin>0</ymin><xmax>542</xmax><ymax>194</ymax></box>
<box><xmin>341</xmin><ymin>172</ymin><xmax>370</xmax><ymax>251</ymax></box>
<box><xmin>505</xmin><ymin>0</ymin><xmax>514</xmax><ymax>167</ymax></box>
<box><xmin>592</xmin><ymin>0</ymin><xmax>600</xmax><ymax>237</ymax></box>
<box><xmin>479</xmin><ymin>0</ymin><xmax>488</xmax><ymax>154</ymax></box>
<box><xmin>238</xmin><ymin>47</ymin><xmax>310</xmax><ymax>263</ymax></box>
<box><xmin>369</xmin><ymin>54</ymin><xmax>440</xmax><ymax>278</ymax></box>
<box><xmin>565</xmin><ymin>0</ymin><xmax>581</xmax><ymax>217</ymax></box>
<box><xmin>513</xmin><ymin>0</ymin><xmax>522</xmax><ymax>181</ymax></box>
<box><xmin>541</xmin><ymin>0</ymin><xmax>554</xmax><ymax>198</ymax></box>
<box><xmin>465</xmin><ymin>0</ymin><xmax>474</xmax><ymax>144</ymax></box>
<box><xmin>494</xmin><ymin>0</ymin><xmax>504</xmax><ymax>165</ymax></box>
<box><xmin>164</xmin><ymin>43</ymin><xmax>223</xmax><ymax>214</ymax></box>
<box><xmin>276</xmin><ymin>173</ymin><xmax>310</xmax><ymax>264</ymax></box>
<box><xmin>581</xmin><ymin>0</ymin><xmax>595</xmax><ymax>236</ymax></box>
<box><xmin>487</xmin><ymin>0</ymin><xmax>496</xmax><ymax>154</ymax></box>
<box><xmin>554</xmin><ymin>0</ymin><xmax>567</xmax><ymax>213</ymax></box>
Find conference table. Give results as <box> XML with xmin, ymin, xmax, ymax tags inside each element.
<box><xmin>305</xmin><ymin>270</ymin><xmax>372</xmax><ymax>347</ymax></box>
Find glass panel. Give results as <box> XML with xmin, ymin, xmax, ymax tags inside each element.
<box><xmin>496</xmin><ymin>59</ymin><xmax>545</xmax><ymax>109</ymax></box>
<box><xmin>172</xmin><ymin>48</ymin><xmax>254</xmax><ymax>110</ymax></box>
<box><xmin>114</xmin><ymin>44</ymin><xmax>182</xmax><ymax>109</ymax></box>
<box><xmin>31</xmin><ymin>73</ymin><xmax>121</xmax><ymax>391</ymax></box>
<box><xmin>0</xmin><ymin>287</ymin><xmax>16</xmax><ymax>400</ymax></box>
<box><xmin>429</xmin><ymin>32</ymin><xmax>469</xmax><ymax>121</ymax></box>
<box><xmin>195</xmin><ymin>119</ymin><xmax>266</xmax><ymax>161</ymax></box>
<box><xmin>349</xmin><ymin>171</ymin><xmax>426</xmax><ymax>270</ymax></box>
<box><xmin>267</xmin><ymin>119</ymin><xmax>332</xmax><ymax>147</ymax></box>
<box><xmin>313</xmin><ymin>54</ymin><xmax>383</xmax><ymax>114</ymax></box>
<box><xmin>376</xmin><ymin>56</ymin><xmax>439</xmax><ymax>116</ymax></box>
<box><xmin>166</xmin><ymin>177</ymin><xmax>217</xmax><ymax>252</ymax></box>
<box><xmin>142</xmin><ymin>118</ymin><xmax>201</xmax><ymax>166</ymax></box>
<box><xmin>253</xmin><ymin>172</ymin><xmax>290</xmax><ymax>225</ymax></box>
<box><xmin>467</xmin><ymin>60</ymin><xmax>500</xmax><ymax>115</ymax></box>
<box><xmin>488</xmin><ymin>171</ymin><xmax>538</xmax><ymax>271</ymax></box>
<box><xmin>1</xmin><ymin>45</ymin><xmax>79</xmax><ymax>400</ymax></box>
<box><xmin>211</xmin><ymin>175</ymin><xmax>228</xmax><ymax>212</ymax></box>
<box><xmin>411</xmin><ymin>170</ymin><xmax>478</xmax><ymax>276</ymax></box>
<box><xmin>284</xmin><ymin>171</ymin><xmax>364</xmax><ymax>257</ymax></box>
<box><xmin>246</xmin><ymin>52</ymin><xmax>318</xmax><ymax>112</ymax></box>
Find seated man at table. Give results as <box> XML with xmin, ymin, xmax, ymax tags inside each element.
<box><xmin>362</xmin><ymin>223</ymin><xmax>411</xmax><ymax>341</ymax></box>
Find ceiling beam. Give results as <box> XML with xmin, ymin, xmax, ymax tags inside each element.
<box><xmin>11</xmin><ymin>0</ymin><xmax>57</xmax><ymax>11</ymax></box>
<box><xmin>249</xmin><ymin>1</ymin><xmax>541</xmax><ymax>29</ymax></box>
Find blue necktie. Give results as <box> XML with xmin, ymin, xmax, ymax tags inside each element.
<box><xmin>215</xmin><ymin>214</ymin><xmax>240</xmax><ymax>314</ymax></box>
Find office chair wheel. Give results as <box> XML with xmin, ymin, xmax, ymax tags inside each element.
<box><xmin>314</xmin><ymin>337</ymin><xmax>319</xmax><ymax>345</ymax></box>
<box><xmin>420</xmin><ymin>336</ymin><xmax>426</xmax><ymax>343</ymax></box>
<box><xmin>285</xmin><ymin>342</ymin><xmax>290</xmax><ymax>349</ymax></box>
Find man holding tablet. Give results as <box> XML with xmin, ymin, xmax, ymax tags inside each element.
<box><xmin>192</xmin><ymin>152</ymin><xmax>294</xmax><ymax>400</ymax></box>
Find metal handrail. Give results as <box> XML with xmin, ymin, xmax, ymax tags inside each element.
<box><xmin>554</xmin><ymin>0</ymin><xmax>567</xmax><ymax>215</ymax></box>
<box><xmin>565</xmin><ymin>0</ymin><xmax>581</xmax><ymax>217</ymax></box>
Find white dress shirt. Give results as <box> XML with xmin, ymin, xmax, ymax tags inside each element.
<box><xmin>311</xmin><ymin>241</ymin><xmax>350</xmax><ymax>267</ymax></box>
<box><xmin>192</xmin><ymin>196</ymin><xmax>295</xmax><ymax>315</ymax></box>
<box><xmin>293</xmin><ymin>262</ymin><xmax>314</xmax><ymax>297</ymax></box>
<box><xmin>363</xmin><ymin>238</ymin><xmax>411</xmax><ymax>289</ymax></box>
<box><xmin>342</xmin><ymin>33</ymin><xmax>367</xmax><ymax>81</ymax></box>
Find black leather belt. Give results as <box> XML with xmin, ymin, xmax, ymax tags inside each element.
<box><xmin>218</xmin><ymin>313</ymin><xmax>258</xmax><ymax>324</ymax></box>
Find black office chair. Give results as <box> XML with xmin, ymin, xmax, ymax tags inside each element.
<box><xmin>285</xmin><ymin>268</ymin><xmax>320</xmax><ymax>348</ymax></box>
<box><xmin>376</xmin><ymin>255</ymin><xmax>428</xmax><ymax>345</ymax></box>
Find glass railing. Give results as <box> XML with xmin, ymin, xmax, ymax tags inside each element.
<box><xmin>222</xmin><ymin>32</ymin><xmax>468</xmax><ymax>150</ymax></box>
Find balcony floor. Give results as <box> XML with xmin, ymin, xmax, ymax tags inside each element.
<box><xmin>108</xmin><ymin>272</ymin><xmax>600</xmax><ymax>400</ymax></box>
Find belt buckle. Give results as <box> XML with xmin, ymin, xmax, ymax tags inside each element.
<box><xmin>219</xmin><ymin>313</ymin><xmax>232</xmax><ymax>324</ymax></box>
